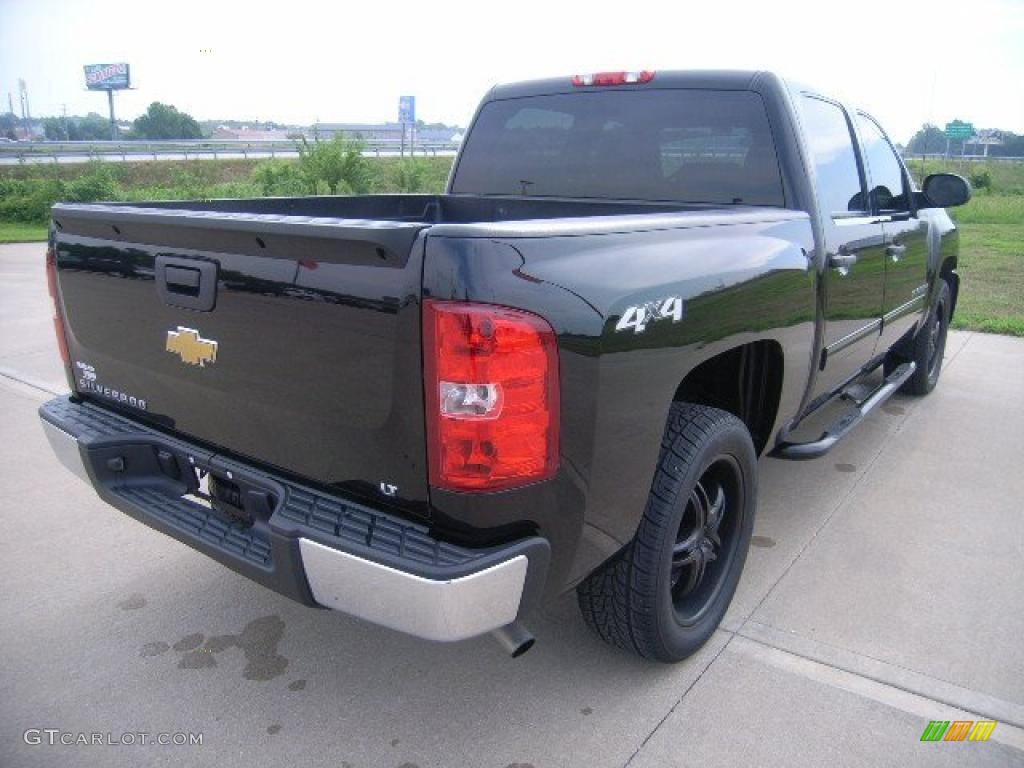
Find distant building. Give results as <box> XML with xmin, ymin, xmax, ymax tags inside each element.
<box><xmin>311</xmin><ymin>122</ymin><xmax>462</xmax><ymax>144</ymax></box>
<box><xmin>312</xmin><ymin>123</ymin><xmax>403</xmax><ymax>141</ymax></box>
<box><xmin>211</xmin><ymin>126</ymin><xmax>293</xmax><ymax>141</ymax></box>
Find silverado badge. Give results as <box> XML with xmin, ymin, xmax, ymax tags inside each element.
<box><xmin>166</xmin><ymin>327</ymin><xmax>218</xmax><ymax>367</ymax></box>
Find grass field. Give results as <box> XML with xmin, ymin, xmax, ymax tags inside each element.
<box><xmin>949</xmin><ymin>195</ymin><xmax>1024</xmax><ymax>336</ymax></box>
<box><xmin>0</xmin><ymin>221</ymin><xmax>47</xmax><ymax>243</ymax></box>
<box><xmin>905</xmin><ymin>160</ymin><xmax>1024</xmax><ymax>335</ymax></box>
<box><xmin>0</xmin><ymin>158</ymin><xmax>262</xmax><ymax>186</ymax></box>
<box><xmin>1</xmin><ymin>157</ymin><xmax>1020</xmax><ymax>335</ymax></box>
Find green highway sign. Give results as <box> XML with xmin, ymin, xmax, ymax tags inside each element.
<box><xmin>945</xmin><ymin>120</ymin><xmax>975</xmax><ymax>139</ymax></box>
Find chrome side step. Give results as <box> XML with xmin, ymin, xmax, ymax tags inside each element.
<box><xmin>771</xmin><ymin>362</ymin><xmax>916</xmax><ymax>460</ymax></box>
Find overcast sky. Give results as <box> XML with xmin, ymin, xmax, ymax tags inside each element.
<box><xmin>1</xmin><ymin>0</ymin><xmax>1022</xmax><ymax>143</ymax></box>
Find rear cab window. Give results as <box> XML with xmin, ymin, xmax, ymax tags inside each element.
<box><xmin>451</xmin><ymin>89</ymin><xmax>785</xmax><ymax>206</ymax></box>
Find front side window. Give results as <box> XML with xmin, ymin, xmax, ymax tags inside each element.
<box><xmin>800</xmin><ymin>96</ymin><xmax>866</xmax><ymax>217</ymax></box>
<box><xmin>856</xmin><ymin>114</ymin><xmax>909</xmax><ymax>212</ymax></box>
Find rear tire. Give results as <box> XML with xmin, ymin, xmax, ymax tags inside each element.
<box><xmin>577</xmin><ymin>403</ymin><xmax>756</xmax><ymax>662</ymax></box>
<box><xmin>887</xmin><ymin>279</ymin><xmax>951</xmax><ymax>396</ymax></box>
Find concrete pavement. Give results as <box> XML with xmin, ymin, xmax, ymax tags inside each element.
<box><xmin>1</xmin><ymin>241</ymin><xmax>1021</xmax><ymax>767</ymax></box>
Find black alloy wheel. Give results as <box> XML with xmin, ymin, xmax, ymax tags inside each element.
<box><xmin>670</xmin><ymin>457</ymin><xmax>744</xmax><ymax>626</ymax></box>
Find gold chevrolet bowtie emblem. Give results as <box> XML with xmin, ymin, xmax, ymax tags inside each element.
<box><xmin>166</xmin><ymin>327</ymin><xmax>218</xmax><ymax>367</ymax></box>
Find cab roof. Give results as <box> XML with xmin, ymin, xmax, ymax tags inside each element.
<box><xmin>486</xmin><ymin>70</ymin><xmax>777</xmax><ymax>102</ymax></box>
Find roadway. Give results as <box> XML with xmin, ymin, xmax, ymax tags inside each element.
<box><xmin>0</xmin><ymin>150</ymin><xmax>457</xmax><ymax>165</ymax></box>
<box><xmin>0</xmin><ymin>139</ymin><xmax>459</xmax><ymax>165</ymax></box>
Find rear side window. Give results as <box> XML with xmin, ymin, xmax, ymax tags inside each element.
<box><xmin>856</xmin><ymin>113</ymin><xmax>910</xmax><ymax>212</ymax></box>
<box><xmin>451</xmin><ymin>90</ymin><xmax>784</xmax><ymax>206</ymax></box>
<box><xmin>800</xmin><ymin>96</ymin><xmax>866</xmax><ymax>217</ymax></box>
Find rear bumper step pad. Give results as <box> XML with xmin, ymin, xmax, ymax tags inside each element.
<box><xmin>39</xmin><ymin>396</ymin><xmax>549</xmax><ymax>642</ymax></box>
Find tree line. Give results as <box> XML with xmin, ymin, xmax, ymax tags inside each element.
<box><xmin>1</xmin><ymin>102</ymin><xmax>203</xmax><ymax>141</ymax></box>
<box><xmin>8</xmin><ymin>105</ymin><xmax>1020</xmax><ymax>158</ymax></box>
<box><xmin>4</xmin><ymin>101</ymin><xmax>464</xmax><ymax>143</ymax></box>
<box><xmin>906</xmin><ymin>124</ymin><xmax>1024</xmax><ymax>157</ymax></box>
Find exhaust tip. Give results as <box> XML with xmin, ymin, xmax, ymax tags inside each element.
<box><xmin>491</xmin><ymin>622</ymin><xmax>535</xmax><ymax>658</ymax></box>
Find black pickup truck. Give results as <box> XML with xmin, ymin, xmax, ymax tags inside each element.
<box><xmin>40</xmin><ymin>70</ymin><xmax>969</xmax><ymax>662</ymax></box>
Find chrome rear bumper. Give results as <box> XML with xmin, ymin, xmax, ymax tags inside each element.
<box><xmin>299</xmin><ymin>539</ymin><xmax>528</xmax><ymax>641</ymax></box>
<box><xmin>41</xmin><ymin>420</ymin><xmax>90</xmax><ymax>484</ymax></box>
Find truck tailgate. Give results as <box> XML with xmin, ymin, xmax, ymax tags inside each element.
<box><xmin>51</xmin><ymin>204</ymin><xmax>431</xmax><ymax>515</ymax></box>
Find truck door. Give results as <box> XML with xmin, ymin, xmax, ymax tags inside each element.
<box><xmin>800</xmin><ymin>95</ymin><xmax>886</xmax><ymax>398</ymax></box>
<box><xmin>855</xmin><ymin>112</ymin><xmax>930</xmax><ymax>354</ymax></box>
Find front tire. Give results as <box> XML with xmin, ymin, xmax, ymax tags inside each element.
<box><xmin>577</xmin><ymin>403</ymin><xmax>756</xmax><ymax>662</ymax></box>
<box><xmin>887</xmin><ymin>279</ymin><xmax>952</xmax><ymax>396</ymax></box>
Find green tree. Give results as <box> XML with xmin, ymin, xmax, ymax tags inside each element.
<box><xmin>133</xmin><ymin>102</ymin><xmax>203</xmax><ymax>140</ymax></box>
<box><xmin>42</xmin><ymin>117</ymin><xmax>66</xmax><ymax>140</ymax></box>
<box><xmin>296</xmin><ymin>133</ymin><xmax>370</xmax><ymax>194</ymax></box>
<box><xmin>991</xmin><ymin>131</ymin><xmax>1024</xmax><ymax>157</ymax></box>
<box><xmin>906</xmin><ymin>123</ymin><xmax>949</xmax><ymax>155</ymax></box>
<box><xmin>71</xmin><ymin>113</ymin><xmax>117</xmax><ymax>141</ymax></box>
<box><xmin>1</xmin><ymin>111</ymin><xmax>19</xmax><ymax>140</ymax></box>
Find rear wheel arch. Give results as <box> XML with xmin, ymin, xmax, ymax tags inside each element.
<box><xmin>672</xmin><ymin>340</ymin><xmax>784</xmax><ymax>455</ymax></box>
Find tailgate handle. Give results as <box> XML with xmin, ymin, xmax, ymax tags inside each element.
<box><xmin>156</xmin><ymin>256</ymin><xmax>218</xmax><ymax>312</ymax></box>
<box><xmin>165</xmin><ymin>266</ymin><xmax>201</xmax><ymax>293</ymax></box>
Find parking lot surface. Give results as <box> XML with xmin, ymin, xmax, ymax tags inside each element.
<box><xmin>1</xmin><ymin>241</ymin><xmax>1022</xmax><ymax>767</ymax></box>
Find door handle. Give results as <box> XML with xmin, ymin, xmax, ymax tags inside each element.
<box><xmin>886</xmin><ymin>243</ymin><xmax>907</xmax><ymax>261</ymax></box>
<box><xmin>828</xmin><ymin>253</ymin><xmax>858</xmax><ymax>271</ymax></box>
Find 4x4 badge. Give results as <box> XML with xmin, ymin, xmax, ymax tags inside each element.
<box><xmin>166</xmin><ymin>327</ymin><xmax>219</xmax><ymax>367</ymax></box>
<box><xmin>615</xmin><ymin>296</ymin><xmax>685</xmax><ymax>334</ymax></box>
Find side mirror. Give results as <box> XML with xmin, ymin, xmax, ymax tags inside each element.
<box><xmin>921</xmin><ymin>173</ymin><xmax>971</xmax><ymax>208</ymax></box>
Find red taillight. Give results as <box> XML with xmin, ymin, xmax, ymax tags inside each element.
<box><xmin>571</xmin><ymin>70</ymin><xmax>655</xmax><ymax>87</ymax></box>
<box><xmin>423</xmin><ymin>299</ymin><xmax>559</xmax><ymax>492</ymax></box>
<box><xmin>45</xmin><ymin>245</ymin><xmax>70</xmax><ymax>365</ymax></box>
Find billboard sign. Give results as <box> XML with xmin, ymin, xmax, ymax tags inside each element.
<box><xmin>84</xmin><ymin>63</ymin><xmax>131</xmax><ymax>91</ymax></box>
<box><xmin>398</xmin><ymin>95</ymin><xmax>415</xmax><ymax>125</ymax></box>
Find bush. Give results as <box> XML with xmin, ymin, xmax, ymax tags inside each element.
<box><xmin>387</xmin><ymin>159</ymin><xmax>430</xmax><ymax>193</ymax></box>
<box><xmin>969</xmin><ymin>168</ymin><xmax>993</xmax><ymax>192</ymax></box>
<box><xmin>371</xmin><ymin>157</ymin><xmax>450</xmax><ymax>194</ymax></box>
<box><xmin>169</xmin><ymin>168</ymin><xmax>206</xmax><ymax>199</ymax></box>
<box><xmin>65</xmin><ymin>163</ymin><xmax>122</xmax><ymax>203</ymax></box>
<box><xmin>0</xmin><ymin>163</ymin><xmax>123</xmax><ymax>222</ymax></box>
<box><xmin>0</xmin><ymin>156</ymin><xmax>459</xmax><ymax>225</ymax></box>
<box><xmin>251</xmin><ymin>159</ymin><xmax>307</xmax><ymax>196</ymax></box>
<box><xmin>296</xmin><ymin>134</ymin><xmax>371</xmax><ymax>194</ymax></box>
<box><xmin>0</xmin><ymin>177</ymin><xmax>65</xmax><ymax>223</ymax></box>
